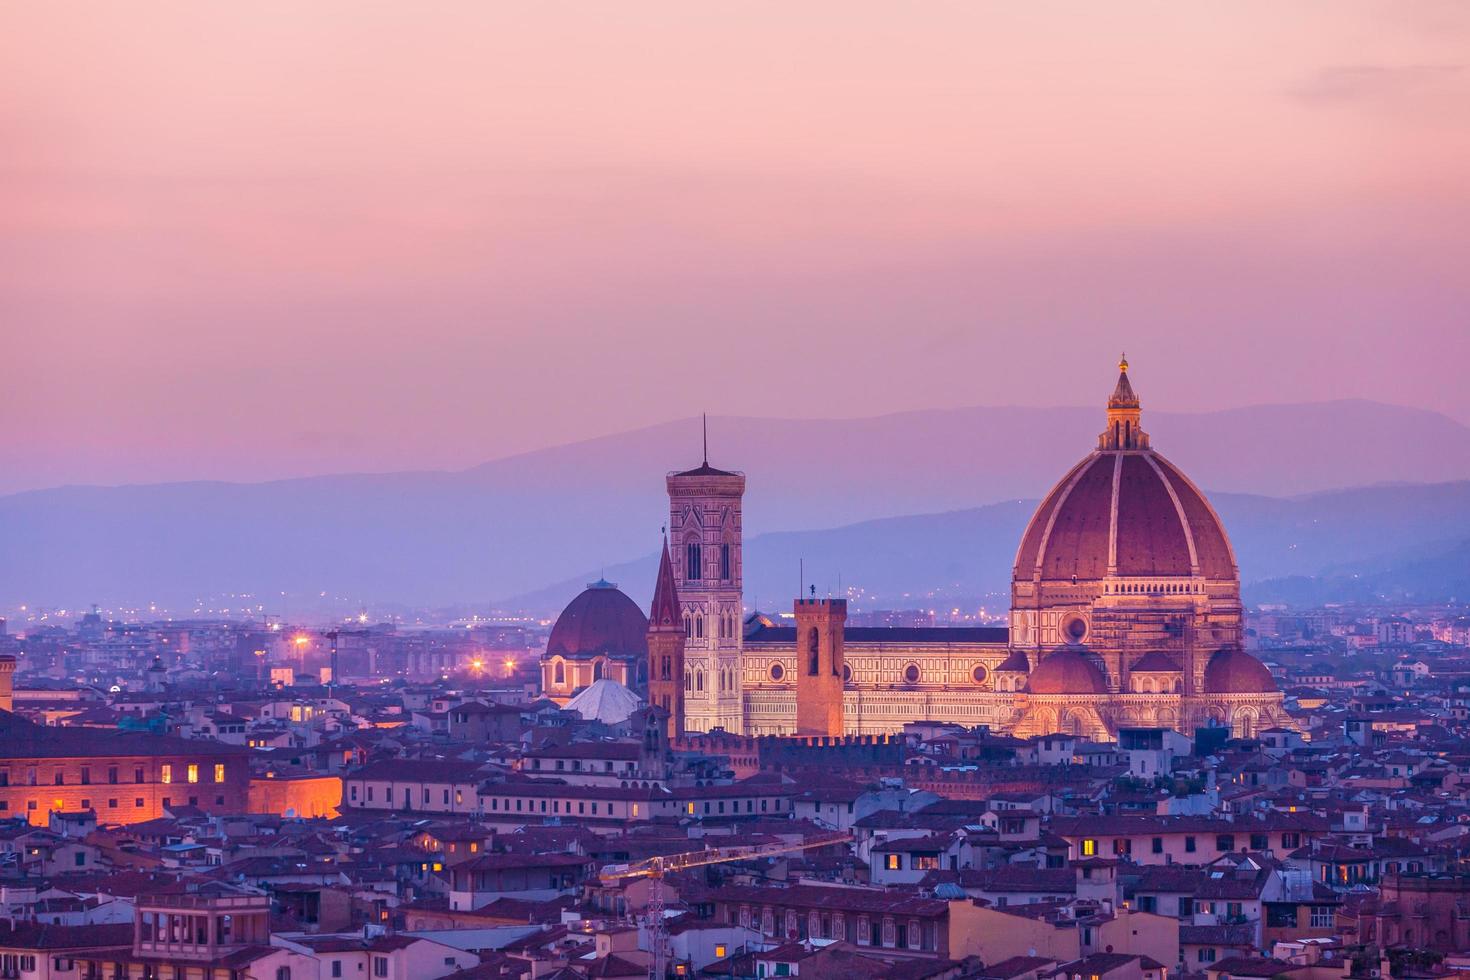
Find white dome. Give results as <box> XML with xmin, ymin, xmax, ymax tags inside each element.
<box><xmin>564</xmin><ymin>678</ymin><xmax>643</xmax><ymax>724</ymax></box>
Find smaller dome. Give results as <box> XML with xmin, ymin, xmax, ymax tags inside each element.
<box><xmin>547</xmin><ymin>580</ymin><xmax>649</xmax><ymax>660</ymax></box>
<box><xmin>564</xmin><ymin>679</ymin><xmax>643</xmax><ymax>724</ymax></box>
<box><xmin>1204</xmin><ymin>647</ymin><xmax>1276</xmax><ymax>694</ymax></box>
<box><xmin>1026</xmin><ymin>648</ymin><xmax>1108</xmax><ymax>695</ymax></box>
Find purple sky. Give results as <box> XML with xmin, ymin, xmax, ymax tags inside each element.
<box><xmin>2</xmin><ymin>2</ymin><xmax>1468</xmax><ymax>493</ymax></box>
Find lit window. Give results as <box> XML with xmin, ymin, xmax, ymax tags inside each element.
<box><xmin>1081</xmin><ymin>838</ymin><xmax>1097</xmax><ymax>857</ymax></box>
<box><xmin>214</xmin><ymin>764</ymin><xmax>225</xmax><ymax>783</ymax></box>
<box><xmin>187</xmin><ymin>764</ymin><xmax>199</xmax><ymax>784</ymax></box>
<box><xmin>160</xmin><ymin>765</ymin><xmax>172</xmax><ymax>784</ymax></box>
<box><xmin>714</xmin><ymin>945</ymin><xmax>727</xmax><ymax>959</ymax></box>
<box><xmin>885</xmin><ymin>854</ymin><xmax>901</xmax><ymax>870</ymax></box>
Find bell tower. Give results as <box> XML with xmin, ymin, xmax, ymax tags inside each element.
<box><xmin>666</xmin><ymin>420</ymin><xmax>746</xmax><ymax>734</ymax></box>
<box><xmin>794</xmin><ymin>595</ymin><xmax>846</xmax><ymax>738</ymax></box>
<box><xmin>646</xmin><ymin>535</ymin><xmax>685</xmax><ymax>739</ymax></box>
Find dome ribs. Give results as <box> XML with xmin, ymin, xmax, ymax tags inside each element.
<box><xmin>1114</xmin><ymin>454</ymin><xmax>1193</xmax><ymax>577</ymax></box>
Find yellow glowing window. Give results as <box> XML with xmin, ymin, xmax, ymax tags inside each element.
<box><xmin>187</xmin><ymin>764</ymin><xmax>199</xmax><ymax>784</ymax></box>
<box><xmin>632</xmin><ymin>804</ymin><xmax>640</xmax><ymax>817</ymax></box>
<box><xmin>432</xmin><ymin>862</ymin><xmax>443</xmax><ymax>872</ymax></box>
<box><xmin>885</xmin><ymin>854</ymin><xmax>901</xmax><ymax>870</ymax></box>
<box><xmin>714</xmin><ymin>945</ymin><xmax>727</xmax><ymax>959</ymax></box>
<box><xmin>160</xmin><ymin>765</ymin><xmax>172</xmax><ymax>784</ymax></box>
<box><xmin>1081</xmin><ymin>839</ymin><xmax>1097</xmax><ymax>857</ymax></box>
<box><xmin>687</xmin><ymin>803</ymin><xmax>696</xmax><ymax>814</ymax></box>
<box><xmin>470</xmin><ymin>843</ymin><xmax>478</xmax><ymax>853</ymax></box>
<box><xmin>214</xmin><ymin>764</ymin><xmax>225</xmax><ymax>783</ymax></box>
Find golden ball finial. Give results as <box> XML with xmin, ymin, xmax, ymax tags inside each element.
<box><xmin>1119</xmin><ymin>352</ymin><xmax>1129</xmax><ymax>373</ymax></box>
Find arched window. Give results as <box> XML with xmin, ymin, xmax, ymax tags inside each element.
<box><xmin>696</xmin><ymin>670</ymin><xmax>704</xmax><ymax>692</ymax></box>
<box><xmin>807</xmin><ymin>628</ymin><xmax>820</xmax><ymax>675</ymax></box>
<box><xmin>683</xmin><ymin>613</ymin><xmax>691</xmax><ymax>637</ymax></box>
<box><xmin>593</xmin><ymin>660</ymin><xmax>604</xmax><ymax>681</ymax></box>
<box><xmin>695</xmin><ymin>615</ymin><xmax>704</xmax><ymax>639</ymax></box>
<box><xmin>720</xmin><ymin>542</ymin><xmax>732</xmax><ymax>581</ymax></box>
<box><xmin>553</xmin><ymin>660</ymin><xmax>565</xmax><ymax>685</ymax></box>
<box><xmin>686</xmin><ymin>541</ymin><xmax>703</xmax><ymax>581</ymax></box>
<box><xmin>684</xmin><ymin>671</ymin><xmax>692</xmax><ymax>691</ymax></box>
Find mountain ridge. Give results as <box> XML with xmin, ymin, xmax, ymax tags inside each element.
<box><xmin>2</xmin><ymin>399</ymin><xmax>1467</xmax><ymax>608</ymax></box>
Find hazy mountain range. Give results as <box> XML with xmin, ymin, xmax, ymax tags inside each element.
<box><xmin>513</xmin><ymin>481</ymin><xmax>1470</xmax><ymax>614</ymax></box>
<box><xmin>3</xmin><ymin>399</ymin><xmax>1468</xmax><ymax>612</ymax></box>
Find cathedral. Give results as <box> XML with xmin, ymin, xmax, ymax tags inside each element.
<box><xmin>540</xmin><ymin>358</ymin><xmax>1293</xmax><ymax>741</ymax></box>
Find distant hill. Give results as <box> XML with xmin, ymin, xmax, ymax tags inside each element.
<box><xmin>2</xmin><ymin>399</ymin><xmax>1468</xmax><ymax>609</ymax></box>
<box><xmin>509</xmin><ymin>481</ymin><xmax>1470</xmax><ymax>615</ymax></box>
<box><xmin>1247</xmin><ymin>536</ymin><xmax>1470</xmax><ymax>606</ymax></box>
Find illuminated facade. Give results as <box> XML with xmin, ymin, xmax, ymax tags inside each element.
<box><xmin>540</xmin><ymin>359</ymin><xmax>1291</xmax><ymax>740</ymax></box>
<box><xmin>0</xmin><ymin>711</ymin><xmax>250</xmax><ymax>826</ymax></box>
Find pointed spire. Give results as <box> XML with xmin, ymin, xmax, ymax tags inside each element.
<box><xmin>1109</xmin><ymin>352</ymin><xmax>1139</xmax><ymax>409</ymax></box>
<box><xmin>649</xmin><ymin>532</ymin><xmax>681</xmax><ymax>630</ymax></box>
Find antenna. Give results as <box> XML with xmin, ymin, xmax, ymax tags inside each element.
<box><xmin>799</xmin><ymin>558</ymin><xmax>804</xmax><ymax>600</ymax></box>
<box><xmin>702</xmin><ymin>413</ymin><xmax>708</xmax><ymax>465</ymax></box>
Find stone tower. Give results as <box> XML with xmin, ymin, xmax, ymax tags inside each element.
<box><xmin>0</xmin><ymin>655</ymin><xmax>13</xmax><ymax>713</ymax></box>
<box><xmin>794</xmin><ymin>596</ymin><xmax>846</xmax><ymax>738</ymax></box>
<box><xmin>646</xmin><ymin>536</ymin><xmax>686</xmax><ymax>739</ymax></box>
<box><xmin>667</xmin><ymin>437</ymin><xmax>746</xmax><ymax>734</ymax></box>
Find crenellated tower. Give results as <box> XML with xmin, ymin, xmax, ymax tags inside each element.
<box><xmin>667</xmin><ymin>430</ymin><xmax>746</xmax><ymax>734</ymax></box>
<box><xmin>646</xmin><ymin>535</ymin><xmax>686</xmax><ymax>738</ymax></box>
<box><xmin>794</xmin><ymin>596</ymin><xmax>846</xmax><ymax>738</ymax></box>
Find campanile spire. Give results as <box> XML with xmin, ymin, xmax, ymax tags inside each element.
<box><xmin>1100</xmin><ymin>354</ymin><xmax>1149</xmax><ymax>450</ymax></box>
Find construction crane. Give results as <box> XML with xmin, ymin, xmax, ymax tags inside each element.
<box><xmin>598</xmin><ymin>831</ymin><xmax>852</xmax><ymax>979</ymax></box>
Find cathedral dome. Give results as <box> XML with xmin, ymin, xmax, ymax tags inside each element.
<box><xmin>547</xmin><ymin>580</ymin><xmax>649</xmax><ymax>660</ymax></box>
<box><xmin>1203</xmin><ymin>647</ymin><xmax>1276</xmax><ymax>694</ymax></box>
<box><xmin>1025</xmin><ymin>648</ymin><xmax>1108</xmax><ymax>695</ymax></box>
<box><xmin>1013</xmin><ymin>363</ymin><xmax>1236</xmax><ymax>584</ymax></box>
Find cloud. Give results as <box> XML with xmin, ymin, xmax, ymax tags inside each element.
<box><xmin>1290</xmin><ymin>64</ymin><xmax>1465</xmax><ymax>105</ymax></box>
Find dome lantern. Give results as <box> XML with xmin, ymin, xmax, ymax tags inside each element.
<box><xmin>1101</xmin><ymin>353</ymin><xmax>1147</xmax><ymax>450</ymax></box>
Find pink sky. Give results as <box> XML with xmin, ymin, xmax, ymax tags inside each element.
<box><xmin>2</xmin><ymin>2</ymin><xmax>1468</xmax><ymax>492</ymax></box>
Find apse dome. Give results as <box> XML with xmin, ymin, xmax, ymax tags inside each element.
<box><xmin>1203</xmin><ymin>647</ymin><xmax>1276</xmax><ymax>694</ymax></box>
<box><xmin>1025</xmin><ymin>648</ymin><xmax>1108</xmax><ymax>695</ymax></box>
<box><xmin>546</xmin><ymin>580</ymin><xmax>648</xmax><ymax>660</ymax></box>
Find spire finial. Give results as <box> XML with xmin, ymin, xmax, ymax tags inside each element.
<box><xmin>702</xmin><ymin>412</ymin><xmax>708</xmax><ymax>466</ymax></box>
<box><xmin>1119</xmin><ymin>352</ymin><xmax>1128</xmax><ymax>373</ymax></box>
